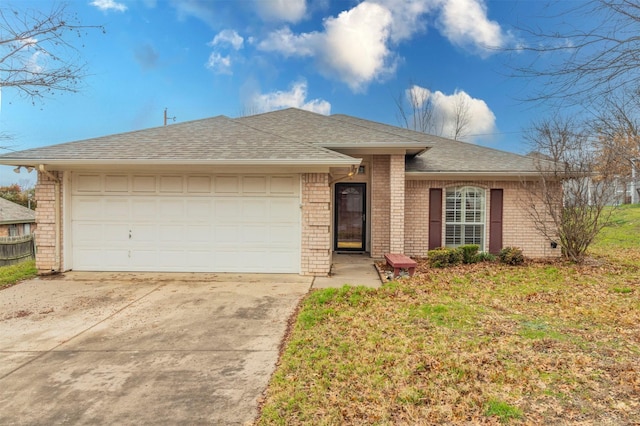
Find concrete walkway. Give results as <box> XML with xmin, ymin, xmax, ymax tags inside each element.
<box><xmin>312</xmin><ymin>253</ymin><xmax>383</xmax><ymax>288</ymax></box>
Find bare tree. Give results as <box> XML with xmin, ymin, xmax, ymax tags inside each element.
<box><xmin>394</xmin><ymin>83</ymin><xmax>471</xmax><ymax>140</ymax></box>
<box><xmin>0</xmin><ymin>3</ymin><xmax>103</xmax><ymax>103</ymax></box>
<box><xmin>523</xmin><ymin>114</ymin><xmax>618</xmax><ymax>262</ymax></box>
<box><xmin>450</xmin><ymin>93</ymin><xmax>471</xmax><ymax>141</ymax></box>
<box><xmin>513</xmin><ymin>0</ymin><xmax>640</xmax><ymax>105</ymax></box>
<box><xmin>394</xmin><ymin>83</ymin><xmax>436</xmax><ymax>134</ymax></box>
<box><xmin>590</xmin><ymin>91</ymin><xmax>640</xmax><ymax>201</ymax></box>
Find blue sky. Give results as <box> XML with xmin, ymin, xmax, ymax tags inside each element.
<box><xmin>1</xmin><ymin>0</ymin><xmax>565</xmax><ymax>185</ymax></box>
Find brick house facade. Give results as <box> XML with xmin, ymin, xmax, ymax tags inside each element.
<box><xmin>5</xmin><ymin>109</ymin><xmax>561</xmax><ymax>276</ymax></box>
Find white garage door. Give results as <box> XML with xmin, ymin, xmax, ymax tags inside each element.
<box><xmin>70</xmin><ymin>173</ymin><xmax>301</xmax><ymax>273</ymax></box>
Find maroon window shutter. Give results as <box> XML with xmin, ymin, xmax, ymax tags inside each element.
<box><xmin>429</xmin><ymin>188</ymin><xmax>442</xmax><ymax>250</ymax></box>
<box><xmin>489</xmin><ymin>189</ymin><xmax>503</xmax><ymax>254</ymax></box>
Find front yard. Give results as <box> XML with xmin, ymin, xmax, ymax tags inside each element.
<box><xmin>256</xmin><ymin>205</ymin><xmax>640</xmax><ymax>425</ymax></box>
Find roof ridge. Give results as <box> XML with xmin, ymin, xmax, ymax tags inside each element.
<box><xmin>231</xmin><ymin>112</ymin><xmax>356</xmax><ymax>160</ymax></box>
<box><xmin>329</xmin><ymin>113</ymin><xmax>434</xmax><ymax>145</ymax></box>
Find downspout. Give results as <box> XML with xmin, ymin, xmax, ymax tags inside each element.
<box><xmin>38</xmin><ymin>165</ymin><xmax>61</xmax><ymax>273</ymax></box>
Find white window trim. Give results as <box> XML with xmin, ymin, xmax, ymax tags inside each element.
<box><xmin>445</xmin><ymin>186</ymin><xmax>486</xmax><ymax>250</ymax></box>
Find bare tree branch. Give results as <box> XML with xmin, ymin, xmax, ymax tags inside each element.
<box><xmin>0</xmin><ymin>3</ymin><xmax>104</xmax><ymax>103</ymax></box>
<box><xmin>394</xmin><ymin>82</ymin><xmax>470</xmax><ymax>141</ymax></box>
<box><xmin>522</xmin><ymin>114</ymin><xmax>618</xmax><ymax>262</ymax></box>
<box><xmin>451</xmin><ymin>94</ymin><xmax>471</xmax><ymax>141</ymax></box>
<box><xmin>511</xmin><ymin>0</ymin><xmax>640</xmax><ymax>105</ymax></box>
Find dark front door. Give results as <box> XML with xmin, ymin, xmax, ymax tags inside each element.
<box><xmin>334</xmin><ymin>183</ymin><xmax>366</xmax><ymax>251</ymax></box>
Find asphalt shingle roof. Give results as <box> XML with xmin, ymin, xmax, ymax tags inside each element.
<box><xmin>0</xmin><ymin>115</ymin><xmax>355</xmax><ymax>164</ymax></box>
<box><xmin>236</xmin><ymin>108</ymin><xmax>427</xmax><ymax>146</ymax></box>
<box><xmin>0</xmin><ymin>107</ymin><xmax>543</xmax><ymax>174</ymax></box>
<box><xmin>0</xmin><ymin>198</ymin><xmax>35</xmax><ymax>224</ymax></box>
<box><xmin>329</xmin><ymin>114</ymin><xmax>542</xmax><ymax>173</ymax></box>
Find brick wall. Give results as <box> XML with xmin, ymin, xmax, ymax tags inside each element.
<box><xmin>371</xmin><ymin>155</ymin><xmax>390</xmax><ymax>257</ymax></box>
<box><xmin>389</xmin><ymin>155</ymin><xmax>405</xmax><ymax>253</ymax></box>
<box><xmin>405</xmin><ymin>180</ymin><xmax>429</xmax><ymax>255</ymax></box>
<box><xmin>35</xmin><ymin>170</ymin><xmax>63</xmax><ymax>273</ymax></box>
<box><xmin>301</xmin><ymin>173</ymin><xmax>331</xmax><ymax>275</ymax></box>
<box><xmin>403</xmin><ymin>180</ymin><xmax>560</xmax><ymax>258</ymax></box>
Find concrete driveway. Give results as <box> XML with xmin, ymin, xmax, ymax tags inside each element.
<box><xmin>0</xmin><ymin>272</ymin><xmax>311</xmax><ymax>425</ymax></box>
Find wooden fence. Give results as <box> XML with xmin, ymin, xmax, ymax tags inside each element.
<box><xmin>0</xmin><ymin>235</ymin><xmax>35</xmax><ymax>266</ymax></box>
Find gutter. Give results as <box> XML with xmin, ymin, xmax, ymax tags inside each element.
<box><xmin>0</xmin><ymin>158</ymin><xmax>362</xmax><ymax>167</ymax></box>
<box><xmin>38</xmin><ymin>165</ymin><xmax>61</xmax><ymax>274</ymax></box>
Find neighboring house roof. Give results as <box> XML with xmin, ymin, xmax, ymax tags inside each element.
<box><xmin>0</xmin><ymin>198</ymin><xmax>35</xmax><ymax>225</ymax></box>
<box><xmin>0</xmin><ymin>107</ymin><xmax>545</xmax><ymax>176</ymax></box>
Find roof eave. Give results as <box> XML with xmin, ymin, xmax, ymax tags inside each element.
<box><xmin>321</xmin><ymin>143</ymin><xmax>429</xmax><ymax>156</ymax></box>
<box><xmin>0</xmin><ymin>158</ymin><xmax>362</xmax><ymax>167</ymax></box>
<box><xmin>0</xmin><ymin>219</ymin><xmax>36</xmax><ymax>225</ymax></box>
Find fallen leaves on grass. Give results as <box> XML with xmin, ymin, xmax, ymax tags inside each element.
<box><xmin>257</xmin><ymin>256</ymin><xmax>640</xmax><ymax>425</ymax></box>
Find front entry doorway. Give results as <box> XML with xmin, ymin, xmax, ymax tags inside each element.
<box><xmin>334</xmin><ymin>183</ymin><xmax>366</xmax><ymax>251</ymax></box>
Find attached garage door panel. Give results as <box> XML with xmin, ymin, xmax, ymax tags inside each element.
<box><xmin>70</xmin><ymin>173</ymin><xmax>301</xmax><ymax>273</ymax></box>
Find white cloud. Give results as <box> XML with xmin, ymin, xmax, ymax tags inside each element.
<box><xmin>206</xmin><ymin>30</ymin><xmax>244</xmax><ymax>74</ymax></box>
<box><xmin>371</xmin><ymin>0</ymin><xmax>435</xmax><ymax>43</ymax></box>
<box><xmin>170</xmin><ymin>0</ymin><xmax>217</xmax><ymax>27</ymax></box>
<box><xmin>250</xmin><ymin>81</ymin><xmax>331</xmax><ymax>115</ymax></box>
<box><xmin>319</xmin><ymin>3</ymin><xmax>395</xmax><ymax>91</ymax></box>
<box><xmin>209</xmin><ymin>30</ymin><xmax>244</xmax><ymax>51</ymax></box>
<box><xmin>17</xmin><ymin>37</ymin><xmax>38</xmax><ymax>47</ymax></box>
<box><xmin>205</xmin><ymin>52</ymin><xmax>232</xmax><ymax>75</ymax></box>
<box><xmin>407</xmin><ymin>85</ymin><xmax>496</xmax><ymax>142</ymax></box>
<box><xmin>255</xmin><ymin>0</ymin><xmax>509</xmax><ymax>91</ymax></box>
<box><xmin>255</xmin><ymin>0</ymin><xmax>307</xmax><ymax>23</ymax></box>
<box><xmin>25</xmin><ymin>51</ymin><xmax>45</xmax><ymax>74</ymax></box>
<box><xmin>437</xmin><ymin>0</ymin><xmax>506</xmax><ymax>54</ymax></box>
<box><xmin>90</xmin><ymin>0</ymin><xmax>128</xmax><ymax>12</ymax></box>
<box><xmin>258</xmin><ymin>2</ymin><xmax>395</xmax><ymax>92</ymax></box>
<box><xmin>258</xmin><ymin>27</ymin><xmax>316</xmax><ymax>57</ymax></box>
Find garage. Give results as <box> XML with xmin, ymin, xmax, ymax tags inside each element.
<box><xmin>69</xmin><ymin>173</ymin><xmax>301</xmax><ymax>273</ymax></box>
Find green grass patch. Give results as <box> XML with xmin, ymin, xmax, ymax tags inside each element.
<box><xmin>611</xmin><ymin>286</ymin><xmax>633</xmax><ymax>294</ymax></box>
<box><xmin>0</xmin><ymin>260</ymin><xmax>37</xmax><ymax>289</ymax></box>
<box><xmin>409</xmin><ymin>300</ymin><xmax>482</xmax><ymax>329</ymax></box>
<box><xmin>518</xmin><ymin>319</ymin><xmax>566</xmax><ymax>340</ymax></box>
<box><xmin>484</xmin><ymin>398</ymin><xmax>523</xmax><ymax>423</ymax></box>
<box><xmin>592</xmin><ymin>204</ymin><xmax>640</xmax><ymax>253</ymax></box>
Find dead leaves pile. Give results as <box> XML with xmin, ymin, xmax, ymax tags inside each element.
<box><xmin>257</xmin><ymin>256</ymin><xmax>639</xmax><ymax>425</ymax></box>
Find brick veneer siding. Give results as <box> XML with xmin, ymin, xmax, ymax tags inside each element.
<box><xmin>404</xmin><ymin>180</ymin><xmax>561</xmax><ymax>258</ymax></box>
<box><xmin>35</xmin><ymin>170</ymin><xmax>63</xmax><ymax>273</ymax></box>
<box><xmin>389</xmin><ymin>155</ymin><xmax>405</xmax><ymax>253</ymax></box>
<box><xmin>405</xmin><ymin>180</ymin><xmax>430</xmax><ymax>255</ymax></box>
<box><xmin>301</xmin><ymin>173</ymin><xmax>331</xmax><ymax>275</ymax></box>
<box><xmin>371</xmin><ymin>155</ymin><xmax>390</xmax><ymax>257</ymax></box>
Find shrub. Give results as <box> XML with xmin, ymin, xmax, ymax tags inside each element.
<box><xmin>499</xmin><ymin>247</ymin><xmax>525</xmax><ymax>265</ymax></box>
<box><xmin>459</xmin><ymin>244</ymin><xmax>480</xmax><ymax>264</ymax></box>
<box><xmin>427</xmin><ymin>247</ymin><xmax>462</xmax><ymax>268</ymax></box>
<box><xmin>476</xmin><ymin>252</ymin><xmax>496</xmax><ymax>262</ymax></box>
